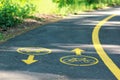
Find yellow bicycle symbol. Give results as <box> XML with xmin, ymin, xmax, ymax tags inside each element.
<box><xmin>60</xmin><ymin>55</ymin><xmax>99</xmax><ymax>66</ymax></box>
<box><xmin>17</xmin><ymin>47</ymin><xmax>52</xmax><ymax>55</ymax></box>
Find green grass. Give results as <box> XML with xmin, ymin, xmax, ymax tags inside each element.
<box><xmin>31</xmin><ymin>0</ymin><xmax>58</xmax><ymax>14</ymax></box>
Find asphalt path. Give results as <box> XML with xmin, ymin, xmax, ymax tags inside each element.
<box><xmin>0</xmin><ymin>7</ymin><xmax>120</xmax><ymax>80</ymax></box>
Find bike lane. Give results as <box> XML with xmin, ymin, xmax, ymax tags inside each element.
<box><xmin>0</xmin><ymin>8</ymin><xmax>120</xmax><ymax>80</ymax></box>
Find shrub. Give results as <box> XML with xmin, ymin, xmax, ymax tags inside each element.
<box><xmin>0</xmin><ymin>0</ymin><xmax>35</xmax><ymax>30</ymax></box>
<box><xmin>0</xmin><ymin>33</ymin><xmax>3</xmax><ymax>40</ymax></box>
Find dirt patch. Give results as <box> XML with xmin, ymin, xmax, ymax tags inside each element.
<box><xmin>0</xmin><ymin>14</ymin><xmax>62</xmax><ymax>44</ymax></box>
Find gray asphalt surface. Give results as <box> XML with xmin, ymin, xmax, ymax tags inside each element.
<box><xmin>0</xmin><ymin>7</ymin><xmax>120</xmax><ymax>80</ymax></box>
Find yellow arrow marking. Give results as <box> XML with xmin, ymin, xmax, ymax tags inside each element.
<box><xmin>92</xmin><ymin>14</ymin><xmax>120</xmax><ymax>79</ymax></box>
<box><xmin>72</xmin><ymin>48</ymin><xmax>84</xmax><ymax>55</ymax></box>
<box><xmin>22</xmin><ymin>55</ymin><xmax>38</xmax><ymax>65</ymax></box>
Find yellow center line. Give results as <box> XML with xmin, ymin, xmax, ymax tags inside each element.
<box><xmin>92</xmin><ymin>14</ymin><xmax>120</xmax><ymax>79</ymax></box>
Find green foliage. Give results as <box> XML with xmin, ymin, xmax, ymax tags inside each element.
<box><xmin>52</xmin><ymin>0</ymin><xmax>120</xmax><ymax>15</ymax></box>
<box><xmin>0</xmin><ymin>0</ymin><xmax>120</xmax><ymax>30</ymax></box>
<box><xmin>0</xmin><ymin>33</ymin><xmax>3</xmax><ymax>40</ymax></box>
<box><xmin>0</xmin><ymin>0</ymin><xmax>35</xmax><ymax>30</ymax></box>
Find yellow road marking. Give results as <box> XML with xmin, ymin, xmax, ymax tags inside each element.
<box><xmin>17</xmin><ymin>47</ymin><xmax>52</xmax><ymax>55</ymax></box>
<box><xmin>22</xmin><ymin>55</ymin><xmax>38</xmax><ymax>65</ymax></box>
<box><xmin>72</xmin><ymin>48</ymin><xmax>84</xmax><ymax>55</ymax></box>
<box><xmin>60</xmin><ymin>55</ymin><xmax>99</xmax><ymax>66</ymax></box>
<box><xmin>17</xmin><ymin>47</ymin><xmax>52</xmax><ymax>64</ymax></box>
<box><xmin>92</xmin><ymin>14</ymin><xmax>120</xmax><ymax>79</ymax></box>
